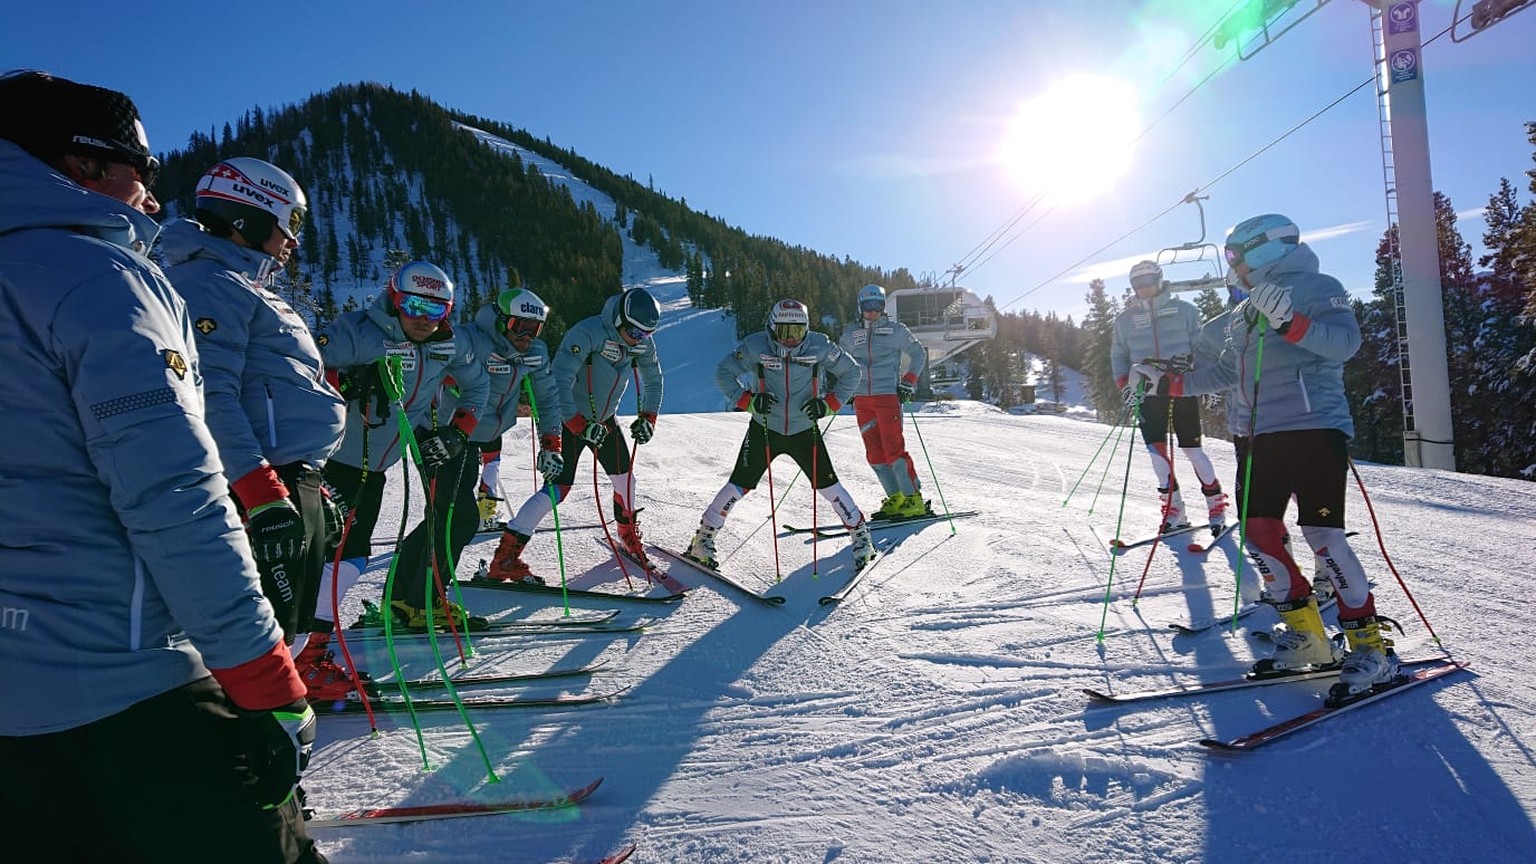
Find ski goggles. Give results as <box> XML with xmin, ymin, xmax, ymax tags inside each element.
<box><xmin>120</xmin><ymin>150</ymin><xmax>160</xmax><ymax>189</ymax></box>
<box><xmin>1130</xmin><ymin>273</ymin><xmax>1161</xmax><ymax>292</ymax></box>
<box><xmin>773</xmin><ymin>322</ymin><xmax>809</xmax><ymax>344</ymax></box>
<box><xmin>621</xmin><ymin>325</ymin><xmax>652</xmax><ymax>341</ymax></box>
<box><xmin>505</xmin><ymin>316</ymin><xmax>544</xmax><ymax>338</ymax></box>
<box><xmin>396</xmin><ymin>293</ymin><xmax>451</xmax><ymax>322</ymax></box>
<box><xmin>859</xmin><ymin>298</ymin><xmax>886</xmax><ymax>313</ymax></box>
<box><xmin>282</xmin><ymin>206</ymin><xmax>307</xmax><ymax>241</ymax></box>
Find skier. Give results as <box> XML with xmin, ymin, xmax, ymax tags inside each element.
<box><xmin>310</xmin><ymin>260</ymin><xmax>490</xmax><ymax>638</ymax></box>
<box><xmin>685</xmin><ymin>299</ymin><xmax>877</xmax><ymax>571</ymax></box>
<box><xmin>482</xmin><ymin>287</ymin><xmax>664</xmax><ymax>583</ymax></box>
<box><xmin>0</xmin><ymin>71</ymin><xmax>323</xmax><ymax>863</ymax></box>
<box><xmin>837</xmin><ymin>283</ymin><xmax>930</xmax><ymax>518</ymax></box>
<box><xmin>158</xmin><ymin>157</ymin><xmax>350</xmax><ymax>701</ymax></box>
<box><xmin>1132</xmin><ymin>213</ymin><xmax>1399</xmax><ymax>696</ymax></box>
<box><xmin>1111</xmin><ymin>259</ymin><xmax>1226</xmax><ymax>534</ymax></box>
<box><xmin>400</xmin><ymin>287</ymin><xmax>563</xmax><ymax>599</ymax></box>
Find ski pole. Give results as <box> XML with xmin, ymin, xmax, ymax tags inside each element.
<box><xmin>904</xmin><ymin>403</ymin><xmax>953</xmax><ymax>534</ymax></box>
<box><xmin>521</xmin><ymin>376</ymin><xmax>572</xmax><ymax>612</ymax></box>
<box><xmin>809</xmin><ymin>375</ymin><xmax>820</xmax><ymax>578</ymax></box>
<box><xmin>1088</xmin><ymin>411</ymin><xmax>1134</xmax><ymax>516</ymax></box>
<box><xmin>1132</xmin><ymin>391</ymin><xmax>1179</xmax><ymax>601</ymax></box>
<box><xmin>1230</xmin><ymin>326</ymin><xmax>1265</xmax><ymax>628</ymax></box>
<box><xmin>1064</xmin><ymin>398</ymin><xmax>1136</xmax><ymax>508</ymax></box>
<box><xmin>760</xmin><ymin>368</ymin><xmax>784</xmax><ymax>583</ymax></box>
<box><xmin>1348</xmin><ymin>458</ymin><xmax>1444</xmax><ymax>648</ymax></box>
<box><xmin>1096</xmin><ymin>380</ymin><xmax>1145</xmax><ymax>642</ymax></box>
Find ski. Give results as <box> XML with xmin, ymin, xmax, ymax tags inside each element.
<box><xmin>1186</xmin><ymin>522</ymin><xmax>1239</xmax><ymax>554</ymax></box>
<box><xmin>818</xmin><ymin>541</ymin><xmax>887</xmax><ymax>605</ymax></box>
<box><xmin>306</xmin><ymin>777</ymin><xmax>603</xmax><ymax>828</ymax></box>
<box><xmin>1083</xmin><ymin>656</ymin><xmax>1445</xmax><ymax>705</ymax></box>
<box><xmin>369</xmin><ymin>523</ymin><xmax>606</xmax><ymax>548</ymax></box>
<box><xmin>1198</xmin><ymin>660</ymin><xmax>1469</xmax><ymax>752</ymax></box>
<box><xmin>781</xmin><ymin>510</ymin><xmax>980</xmax><ymax>538</ymax></box>
<box><xmin>376</xmin><ymin>660</ymin><xmax>609</xmax><ymax>691</ymax></box>
<box><xmin>599</xmin><ymin>844</ymin><xmax>638</xmax><ymax>864</ymax></box>
<box><xmin>593</xmin><ymin>538</ymin><xmax>691</xmax><ymax>597</ymax></box>
<box><xmin>1108</xmin><ymin>523</ymin><xmax>1205</xmax><ymax>554</ymax></box>
<box><xmin>322</xmin><ymin>684</ymin><xmax>632</xmax><ymax>715</ymax></box>
<box><xmin>650</xmin><ymin>546</ymin><xmax>786</xmax><ymax>606</ymax></box>
<box><xmin>1168</xmin><ymin>595</ymin><xmax>1337</xmax><ymax>636</ymax></box>
<box><xmin>339</xmin><ymin>618</ymin><xmax>645</xmax><ymax>642</ymax></box>
<box><xmin>456</xmin><ymin>574</ymin><xmax>686</xmax><ymax>605</ymax></box>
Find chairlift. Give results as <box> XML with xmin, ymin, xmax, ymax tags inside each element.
<box><xmin>1153</xmin><ymin>193</ymin><xmax>1231</xmax><ymax>297</ymax></box>
<box><xmin>886</xmin><ymin>272</ymin><xmax>997</xmax><ymax>366</ymax></box>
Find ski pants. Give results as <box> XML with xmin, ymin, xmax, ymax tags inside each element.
<box><xmin>1137</xmin><ymin>395</ymin><xmax>1203</xmax><ymax>447</ymax></box>
<box><xmin>0</xmin><ymin>677</ymin><xmax>326</xmax><ymax>864</ymax></box>
<box><xmin>854</xmin><ymin>394</ymin><xmax>917</xmax><ymax>483</ymax></box>
<box><xmin>390</xmin><ymin>448</ymin><xmax>480</xmax><ymax>608</ymax></box>
<box><xmin>728</xmin><ymin>420</ymin><xmax>839</xmax><ymax>491</ymax></box>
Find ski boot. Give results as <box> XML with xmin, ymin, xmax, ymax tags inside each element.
<box><xmin>350</xmin><ymin>599</ymin><xmax>386</xmax><ymax>629</ymax></box>
<box><xmin>686</xmin><ymin>523</ymin><xmax>720</xmax><ymax>570</ymax></box>
<box><xmin>1330</xmin><ymin>615</ymin><xmax>1401</xmax><ymax>702</ymax></box>
<box><xmin>1250</xmin><ymin>594</ymin><xmax>1341</xmax><ymax>675</ymax></box>
<box><xmin>1158</xmin><ymin>486</ymin><xmax>1190</xmax><ymax>534</ymax></box>
<box><xmin>475</xmin><ymin>492</ymin><xmax>502</xmax><ymax>533</ymax></box>
<box><xmin>389</xmin><ymin>598</ymin><xmax>490</xmax><ymax>632</ymax></box>
<box><xmin>480</xmin><ymin>529</ymin><xmax>544</xmax><ymax>585</ymax></box>
<box><xmin>1202</xmin><ymin>483</ymin><xmax>1227</xmax><ymax>532</ymax></box>
<box><xmin>896</xmin><ymin>493</ymin><xmax>931</xmax><ymax>519</ymax></box>
<box><xmin>614</xmin><ymin>505</ymin><xmax>654</xmax><ymax>568</ymax></box>
<box><xmin>294</xmin><ymin>632</ymin><xmax>373</xmax><ymax>701</ymax></box>
<box><xmin>873</xmin><ymin>493</ymin><xmax>906</xmax><ymax>520</ymax></box>
<box><xmin>849</xmin><ymin>521</ymin><xmax>878</xmax><ymax>570</ymax></box>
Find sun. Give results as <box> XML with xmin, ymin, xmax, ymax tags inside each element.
<box><xmin>1000</xmin><ymin>75</ymin><xmax>1141</xmax><ymax>206</ymax></box>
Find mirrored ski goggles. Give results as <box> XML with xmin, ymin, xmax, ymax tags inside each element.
<box><xmin>282</xmin><ymin>206</ymin><xmax>307</xmax><ymax>240</ymax></box>
<box><xmin>397</xmin><ymin>293</ymin><xmax>451</xmax><ymax>322</ymax></box>
<box><xmin>1131</xmin><ymin>273</ymin><xmax>1161</xmax><ymax>291</ymax></box>
<box><xmin>773</xmin><ymin>322</ymin><xmax>808</xmax><ymax>343</ymax></box>
<box><xmin>859</xmin><ymin>298</ymin><xmax>886</xmax><ymax>313</ymax></box>
<box><xmin>505</xmin><ymin>316</ymin><xmax>544</xmax><ymax>338</ymax></box>
<box><xmin>621</xmin><ymin>325</ymin><xmax>652</xmax><ymax>341</ymax></box>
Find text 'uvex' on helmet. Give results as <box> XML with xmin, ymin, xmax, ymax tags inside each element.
<box><xmin>195</xmin><ymin>157</ymin><xmax>307</xmax><ymax>248</ymax></box>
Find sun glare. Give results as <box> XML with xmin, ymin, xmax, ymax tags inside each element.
<box><xmin>1000</xmin><ymin>75</ymin><xmax>1141</xmax><ymax>206</ymax></box>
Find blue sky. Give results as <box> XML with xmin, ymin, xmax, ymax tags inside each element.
<box><xmin>7</xmin><ymin>1</ymin><xmax>1533</xmax><ymax>319</ymax></box>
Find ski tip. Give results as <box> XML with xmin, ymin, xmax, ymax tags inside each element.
<box><xmin>765</xmin><ymin>595</ymin><xmax>788</xmax><ymax>606</ymax></box>
<box><xmin>597</xmin><ymin>842</ymin><xmax>639</xmax><ymax>864</ymax></box>
<box><xmin>1081</xmin><ymin>688</ymin><xmax>1118</xmax><ymax>703</ymax></box>
<box><xmin>1197</xmin><ymin>738</ymin><xmax>1243</xmax><ymax>752</ymax></box>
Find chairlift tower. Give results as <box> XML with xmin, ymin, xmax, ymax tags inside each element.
<box><xmin>1215</xmin><ymin>0</ymin><xmax>1458</xmax><ymax>470</ymax></box>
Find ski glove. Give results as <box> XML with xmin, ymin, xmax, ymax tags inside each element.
<box><xmin>1130</xmin><ymin>362</ymin><xmax>1184</xmax><ymax>397</ymax></box>
<box><xmin>1247</xmin><ymin>282</ymin><xmax>1295</xmax><ymax>331</ymax></box>
<box><xmin>245</xmin><ymin>499</ymin><xmax>305</xmax><ymax>565</ymax></box>
<box><xmin>415</xmin><ymin>425</ymin><xmax>468</xmax><ymax>470</ymax></box>
<box><xmin>630</xmin><ymin>413</ymin><xmax>656</xmax><ymax>445</ymax></box>
<box><xmin>336</xmin><ymin>365</ymin><xmax>392</xmax><ymax>425</ymax></box>
<box><xmin>234</xmin><ymin>699</ymin><xmax>317</xmax><ymax>809</ymax></box>
<box><xmin>897</xmin><ymin>378</ymin><xmax>917</xmax><ymax>403</ymax></box>
<box><xmin>319</xmin><ymin>481</ymin><xmax>348</xmax><ymax>547</ymax></box>
<box><xmin>536</xmin><ymin>448</ymin><xmax>564</xmax><ymax>483</ymax></box>
<box><xmin>735</xmin><ymin>391</ymin><xmax>778</xmax><ymax>414</ymax></box>
<box><xmin>1143</xmin><ymin>354</ymin><xmax>1193</xmax><ymax>375</ymax></box>
<box><xmin>801</xmin><ymin>397</ymin><xmax>834</xmax><ymax>420</ymax></box>
<box><xmin>1120</xmin><ymin>382</ymin><xmax>1142</xmax><ymax>408</ymax></box>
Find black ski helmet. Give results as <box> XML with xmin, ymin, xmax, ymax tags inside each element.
<box><xmin>613</xmin><ymin>287</ymin><xmax>660</xmax><ymax>335</ymax></box>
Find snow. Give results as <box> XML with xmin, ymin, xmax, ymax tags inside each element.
<box><xmin>304</xmin><ymin>302</ymin><xmax>1536</xmax><ymax>863</ymax></box>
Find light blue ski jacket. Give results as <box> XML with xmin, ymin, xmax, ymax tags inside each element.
<box><xmin>443</xmin><ymin>303</ymin><xmax>562</xmax><ymax>444</ymax></box>
<box><xmin>550</xmin><ymin>294</ymin><xmax>663</xmax><ymax>428</ymax></box>
<box><xmin>1111</xmin><ymin>293</ymin><xmax>1204</xmax><ymax>387</ymax></box>
<box><xmin>838</xmin><ymin>314</ymin><xmax>926</xmax><ymax>397</ymax></box>
<box><xmin>717</xmin><ymin>330</ymin><xmax>860</xmax><ymax>435</ymax></box>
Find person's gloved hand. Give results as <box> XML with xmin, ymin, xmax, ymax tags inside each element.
<box><xmin>319</xmin><ymin>481</ymin><xmax>347</xmax><ymax>547</ymax></box>
<box><xmin>801</xmin><ymin>397</ymin><xmax>835</xmax><ymax>420</ymax></box>
<box><xmin>1144</xmin><ymin>354</ymin><xmax>1193</xmax><ymax>375</ymax></box>
<box><xmin>1120</xmin><ymin>382</ymin><xmax>1142</xmax><ymax>408</ymax></box>
<box><xmin>630</xmin><ymin>412</ymin><xmax>657</xmax><ymax>445</ymax></box>
<box><xmin>897</xmin><ymin>381</ymin><xmax>916</xmax><ymax>403</ymax></box>
<box><xmin>567</xmin><ymin>415</ymin><xmax>608</xmax><ymax>448</ymax></box>
<box><xmin>246</xmin><ymin>499</ymin><xmax>305</xmax><ymax>564</ymax></box>
<box><xmin>1130</xmin><ymin>362</ymin><xmax>1184</xmax><ymax>397</ymax></box>
<box><xmin>1247</xmin><ymin>282</ymin><xmax>1295</xmax><ymax>331</ymax></box>
<box><xmin>734</xmin><ymin>391</ymin><xmax>778</xmax><ymax>414</ymax></box>
<box><xmin>234</xmin><ymin>699</ymin><xmax>317</xmax><ymax>809</ymax></box>
<box><xmin>415</xmin><ymin>425</ymin><xmax>468</xmax><ymax>470</ymax></box>
<box><xmin>337</xmin><ymin>365</ymin><xmax>391</xmax><ymax>425</ymax></box>
<box><xmin>536</xmin><ymin>449</ymin><xmax>564</xmax><ymax>483</ymax></box>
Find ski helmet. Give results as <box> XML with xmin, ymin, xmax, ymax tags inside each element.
<box><xmin>767</xmin><ymin>298</ymin><xmax>811</xmax><ymax>346</ymax></box>
<box><xmin>386</xmin><ymin>260</ymin><xmax>454</xmax><ymax>322</ymax></box>
<box><xmin>612</xmin><ymin>287</ymin><xmax>661</xmax><ymax>337</ymax></box>
<box><xmin>494</xmin><ymin>287</ymin><xmax>548</xmax><ymax>339</ymax></box>
<box><xmin>857</xmin><ymin>283</ymin><xmax>887</xmax><ymax>314</ymax></box>
<box><xmin>1224</xmin><ymin>214</ymin><xmax>1300</xmax><ymax>278</ymax></box>
<box><xmin>195</xmin><ymin>157</ymin><xmax>307</xmax><ymax>247</ymax></box>
<box><xmin>1129</xmin><ymin>260</ymin><xmax>1164</xmax><ymax>297</ymax></box>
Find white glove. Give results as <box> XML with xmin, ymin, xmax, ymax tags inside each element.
<box><xmin>1247</xmin><ymin>282</ymin><xmax>1294</xmax><ymax>330</ymax></box>
<box><xmin>536</xmin><ymin>449</ymin><xmax>564</xmax><ymax>483</ymax></box>
<box><xmin>1130</xmin><ymin>363</ymin><xmax>1173</xmax><ymax>397</ymax></box>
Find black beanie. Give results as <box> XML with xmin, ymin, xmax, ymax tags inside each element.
<box><xmin>0</xmin><ymin>70</ymin><xmax>153</xmax><ymax>167</ymax></box>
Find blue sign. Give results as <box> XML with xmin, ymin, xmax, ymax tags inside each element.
<box><xmin>1390</xmin><ymin>48</ymin><xmax>1419</xmax><ymax>83</ymax></box>
<box><xmin>1388</xmin><ymin>1</ymin><xmax>1418</xmax><ymax>35</ymax></box>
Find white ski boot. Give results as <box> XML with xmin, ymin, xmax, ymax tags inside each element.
<box><xmin>687</xmin><ymin>523</ymin><xmax>720</xmax><ymax>570</ymax></box>
<box><xmin>849</xmin><ymin>522</ymin><xmax>878</xmax><ymax>570</ymax></box>
<box><xmin>1158</xmin><ymin>487</ymin><xmax>1191</xmax><ymax>534</ymax></box>
<box><xmin>1334</xmin><ymin>615</ymin><xmax>1400</xmax><ymax>697</ymax></box>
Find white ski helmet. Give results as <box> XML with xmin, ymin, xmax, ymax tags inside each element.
<box><xmin>1129</xmin><ymin>260</ymin><xmax>1164</xmax><ymax>297</ymax></box>
<box><xmin>494</xmin><ymin>287</ymin><xmax>548</xmax><ymax>339</ymax></box>
<box><xmin>767</xmin><ymin>298</ymin><xmax>811</xmax><ymax>346</ymax></box>
<box><xmin>386</xmin><ymin>260</ymin><xmax>454</xmax><ymax>321</ymax></box>
<box><xmin>1224</xmin><ymin>213</ymin><xmax>1300</xmax><ymax>279</ymax></box>
<box><xmin>857</xmin><ymin>283</ymin><xmax>887</xmax><ymax>313</ymax></box>
<box><xmin>195</xmin><ymin>157</ymin><xmax>307</xmax><ymax>247</ymax></box>
<box><xmin>612</xmin><ymin>287</ymin><xmax>661</xmax><ymax>336</ymax></box>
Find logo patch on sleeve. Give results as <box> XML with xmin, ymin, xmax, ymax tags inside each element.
<box><xmin>316</xmin><ymin>334</ymin><xmax>329</xmax><ymax>346</ymax></box>
<box><xmin>162</xmin><ymin>349</ymin><xmax>188</xmax><ymax>380</ymax></box>
<box><xmin>194</xmin><ymin>317</ymin><xmax>217</xmax><ymax>335</ymax></box>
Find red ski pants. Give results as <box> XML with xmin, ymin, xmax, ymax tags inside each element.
<box><xmin>854</xmin><ymin>394</ymin><xmax>916</xmax><ymax>481</ymax></box>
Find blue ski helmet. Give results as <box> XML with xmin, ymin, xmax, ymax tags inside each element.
<box><xmin>1224</xmin><ymin>214</ymin><xmax>1300</xmax><ymax>279</ymax></box>
<box><xmin>612</xmin><ymin>287</ymin><xmax>660</xmax><ymax>336</ymax></box>
<box><xmin>857</xmin><ymin>283</ymin><xmax>887</xmax><ymax>314</ymax></box>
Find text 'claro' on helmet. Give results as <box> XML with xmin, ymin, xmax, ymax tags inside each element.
<box><xmin>386</xmin><ymin>260</ymin><xmax>455</xmax><ymax>322</ymax></box>
<box><xmin>495</xmin><ymin>287</ymin><xmax>548</xmax><ymax>339</ymax></box>
<box><xmin>195</xmin><ymin>157</ymin><xmax>307</xmax><ymax>248</ymax></box>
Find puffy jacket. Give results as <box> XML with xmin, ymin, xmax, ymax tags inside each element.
<box><xmin>317</xmin><ymin>293</ymin><xmax>489</xmax><ymax>470</ymax></box>
<box><xmin>838</xmin><ymin>314</ymin><xmax>926</xmax><ymax>397</ymax></box>
<box><xmin>1181</xmin><ymin>243</ymin><xmax>1359</xmax><ymax>437</ymax></box>
<box><xmin>158</xmin><ymin>218</ymin><xmax>345</xmax><ymax>477</ymax></box>
<box><xmin>442</xmin><ymin>303</ymin><xmax>562</xmax><ymax>443</ymax></box>
<box><xmin>1111</xmin><ymin>293</ymin><xmax>1204</xmax><ymax>387</ymax></box>
<box><xmin>0</xmin><ymin>141</ymin><xmax>287</xmax><ymax>734</ymax></box>
<box><xmin>717</xmin><ymin>330</ymin><xmax>860</xmax><ymax>435</ymax></box>
<box><xmin>551</xmin><ymin>293</ymin><xmax>663</xmax><ymax>427</ymax></box>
